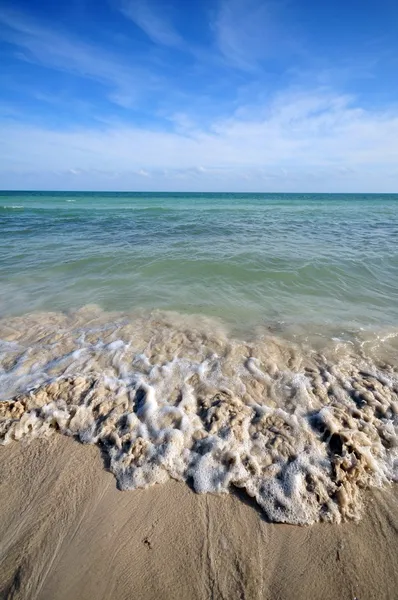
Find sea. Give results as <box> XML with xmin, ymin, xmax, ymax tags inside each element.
<box><xmin>1</xmin><ymin>191</ymin><xmax>397</xmax><ymax>524</ymax></box>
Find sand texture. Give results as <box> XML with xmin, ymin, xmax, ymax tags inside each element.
<box><xmin>2</xmin><ymin>309</ymin><xmax>398</xmax><ymax>527</ymax></box>
<box><xmin>0</xmin><ymin>435</ymin><xmax>397</xmax><ymax>600</ymax></box>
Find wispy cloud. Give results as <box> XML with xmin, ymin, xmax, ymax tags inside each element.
<box><xmin>118</xmin><ymin>0</ymin><xmax>182</xmax><ymax>47</ymax></box>
<box><xmin>1</xmin><ymin>89</ymin><xmax>398</xmax><ymax>191</ymax></box>
<box><xmin>0</xmin><ymin>8</ymin><xmax>159</xmax><ymax>107</ymax></box>
<box><xmin>1</xmin><ymin>1</ymin><xmax>397</xmax><ymax>192</ymax></box>
<box><xmin>213</xmin><ymin>0</ymin><xmax>301</xmax><ymax>70</ymax></box>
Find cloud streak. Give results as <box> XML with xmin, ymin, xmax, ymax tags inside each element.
<box><xmin>118</xmin><ymin>0</ymin><xmax>182</xmax><ymax>47</ymax></box>
<box><xmin>213</xmin><ymin>0</ymin><xmax>301</xmax><ymax>69</ymax></box>
<box><xmin>1</xmin><ymin>1</ymin><xmax>397</xmax><ymax>191</ymax></box>
<box><xmin>0</xmin><ymin>8</ymin><xmax>159</xmax><ymax>107</ymax></box>
<box><xmin>1</xmin><ymin>90</ymin><xmax>398</xmax><ymax>191</ymax></box>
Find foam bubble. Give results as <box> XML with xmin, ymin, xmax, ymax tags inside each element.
<box><xmin>0</xmin><ymin>308</ymin><xmax>397</xmax><ymax>524</ymax></box>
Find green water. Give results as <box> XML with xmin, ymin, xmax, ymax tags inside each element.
<box><xmin>1</xmin><ymin>192</ymin><xmax>398</xmax><ymax>524</ymax></box>
<box><xmin>1</xmin><ymin>191</ymin><xmax>397</xmax><ymax>331</ymax></box>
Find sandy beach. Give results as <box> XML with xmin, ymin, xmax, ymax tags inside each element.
<box><xmin>0</xmin><ymin>435</ymin><xmax>397</xmax><ymax>600</ymax></box>
<box><xmin>2</xmin><ymin>0</ymin><xmax>398</xmax><ymax>593</ymax></box>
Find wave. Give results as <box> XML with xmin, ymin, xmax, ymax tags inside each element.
<box><xmin>0</xmin><ymin>307</ymin><xmax>397</xmax><ymax>525</ymax></box>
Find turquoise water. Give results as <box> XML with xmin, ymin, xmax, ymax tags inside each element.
<box><xmin>1</xmin><ymin>191</ymin><xmax>398</xmax><ymax>524</ymax></box>
<box><xmin>1</xmin><ymin>191</ymin><xmax>398</xmax><ymax>330</ymax></box>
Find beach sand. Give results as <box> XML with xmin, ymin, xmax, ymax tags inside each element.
<box><xmin>0</xmin><ymin>435</ymin><xmax>397</xmax><ymax>600</ymax></box>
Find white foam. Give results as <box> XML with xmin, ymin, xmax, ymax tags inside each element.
<box><xmin>1</xmin><ymin>310</ymin><xmax>397</xmax><ymax>524</ymax></box>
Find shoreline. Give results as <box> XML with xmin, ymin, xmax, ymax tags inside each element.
<box><xmin>0</xmin><ymin>435</ymin><xmax>397</xmax><ymax>600</ymax></box>
<box><xmin>1</xmin><ymin>306</ymin><xmax>397</xmax><ymax>526</ymax></box>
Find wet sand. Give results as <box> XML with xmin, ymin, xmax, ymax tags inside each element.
<box><xmin>2</xmin><ymin>309</ymin><xmax>398</xmax><ymax>526</ymax></box>
<box><xmin>0</xmin><ymin>435</ymin><xmax>397</xmax><ymax>600</ymax></box>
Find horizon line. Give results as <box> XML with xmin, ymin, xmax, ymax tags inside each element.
<box><xmin>1</xmin><ymin>189</ymin><xmax>398</xmax><ymax>195</ymax></box>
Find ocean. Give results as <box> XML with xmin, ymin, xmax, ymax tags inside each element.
<box><xmin>1</xmin><ymin>191</ymin><xmax>397</xmax><ymax>524</ymax></box>
<box><xmin>1</xmin><ymin>191</ymin><xmax>398</xmax><ymax>328</ymax></box>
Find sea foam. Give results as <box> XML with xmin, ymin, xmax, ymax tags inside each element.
<box><xmin>0</xmin><ymin>308</ymin><xmax>397</xmax><ymax>525</ymax></box>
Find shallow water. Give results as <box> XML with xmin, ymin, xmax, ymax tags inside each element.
<box><xmin>0</xmin><ymin>192</ymin><xmax>397</xmax><ymax>524</ymax></box>
<box><xmin>1</xmin><ymin>191</ymin><xmax>398</xmax><ymax>330</ymax></box>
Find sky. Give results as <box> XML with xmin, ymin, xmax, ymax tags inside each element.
<box><xmin>0</xmin><ymin>0</ymin><xmax>398</xmax><ymax>192</ymax></box>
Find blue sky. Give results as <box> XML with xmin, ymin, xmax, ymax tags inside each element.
<box><xmin>1</xmin><ymin>0</ymin><xmax>398</xmax><ymax>191</ymax></box>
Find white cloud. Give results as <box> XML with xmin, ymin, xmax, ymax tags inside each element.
<box><xmin>1</xmin><ymin>89</ymin><xmax>398</xmax><ymax>191</ymax></box>
<box><xmin>0</xmin><ymin>8</ymin><xmax>158</xmax><ymax>107</ymax></box>
<box><xmin>119</xmin><ymin>0</ymin><xmax>182</xmax><ymax>47</ymax></box>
